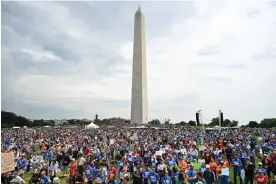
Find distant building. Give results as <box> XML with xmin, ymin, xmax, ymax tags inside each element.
<box><xmin>109</xmin><ymin>117</ymin><xmax>127</xmax><ymax>124</ymax></box>
<box><xmin>54</xmin><ymin>119</ymin><xmax>68</xmax><ymax>126</ymax></box>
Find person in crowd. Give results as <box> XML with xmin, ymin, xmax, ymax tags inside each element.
<box><xmin>142</xmin><ymin>163</ymin><xmax>152</xmax><ymax>184</ymax></box>
<box><xmin>262</xmin><ymin>154</ymin><xmax>272</xmax><ymax>180</ymax></box>
<box><xmin>40</xmin><ymin>171</ymin><xmax>50</xmax><ymax>184</ymax></box>
<box><xmin>255</xmin><ymin>162</ymin><xmax>268</xmax><ymax>176</ymax></box>
<box><xmin>170</xmin><ymin>166</ymin><xmax>180</xmax><ymax>184</ymax></box>
<box><xmin>133</xmin><ymin>163</ymin><xmax>143</xmax><ymax>184</ymax></box>
<box><xmin>161</xmin><ymin>171</ymin><xmax>172</xmax><ymax>184</ymax></box>
<box><xmin>185</xmin><ymin>165</ymin><xmax>197</xmax><ymax>184</ymax></box>
<box><xmin>63</xmin><ymin>153</ymin><xmax>71</xmax><ymax>177</ymax></box>
<box><xmin>10</xmin><ymin>172</ymin><xmax>26</xmax><ymax>184</ymax></box>
<box><xmin>107</xmin><ymin>174</ymin><xmax>118</xmax><ymax>184</ymax></box>
<box><xmin>232</xmin><ymin>154</ymin><xmax>243</xmax><ymax>184</ymax></box>
<box><xmin>17</xmin><ymin>153</ymin><xmax>27</xmax><ymax>179</ymax></box>
<box><xmin>148</xmin><ymin>167</ymin><xmax>160</xmax><ymax>184</ymax></box>
<box><xmin>49</xmin><ymin>160</ymin><xmax>59</xmax><ymax>183</ymax></box>
<box><xmin>29</xmin><ymin>169</ymin><xmax>40</xmax><ymax>184</ymax></box>
<box><xmin>195</xmin><ymin>172</ymin><xmax>207</xmax><ymax>184</ymax></box>
<box><xmin>78</xmin><ymin>153</ymin><xmax>86</xmax><ymax>174</ymax></box>
<box><xmin>85</xmin><ymin>164</ymin><xmax>94</xmax><ymax>184</ymax></box>
<box><xmin>254</xmin><ymin>170</ymin><xmax>268</xmax><ymax>184</ymax></box>
<box><xmin>244</xmin><ymin>158</ymin><xmax>255</xmax><ymax>184</ymax></box>
<box><xmin>203</xmin><ymin>164</ymin><xmax>216</xmax><ymax>184</ymax></box>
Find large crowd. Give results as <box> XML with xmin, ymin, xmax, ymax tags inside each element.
<box><xmin>1</xmin><ymin>125</ymin><xmax>276</xmax><ymax>184</ymax></box>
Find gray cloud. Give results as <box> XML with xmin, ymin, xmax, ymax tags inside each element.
<box><xmin>1</xmin><ymin>1</ymin><xmax>276</xmax><ymax>124</ymax></box>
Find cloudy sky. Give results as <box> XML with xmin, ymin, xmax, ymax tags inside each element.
<box><xmin>1</xmin><ymin>1</ymin><xmax>276</xmax><ymax>124</ymax></box>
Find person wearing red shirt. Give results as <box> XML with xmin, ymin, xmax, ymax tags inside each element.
<box><xmin>84</xmin><ymin>146</ymin><xmax>90</xmax><ymax>156</ymax></box>
<box><xmin>108</xmin><ymin>162</ymin><xmax>118</xmax><ymax>178</ymax></box>
<box><xmin>254</xmin><ymin>171</ymin><xmax>268</xmax><ymax>184</ymax></box>
<box><xmin>271</xmin><ymin>148</ymin><xmax>276</xmax><ymax>176</ymax></box>
<box><xmin>262</xmin><ymin>154</ymin><xmax>271</xmax><ymax>179</ymax></box>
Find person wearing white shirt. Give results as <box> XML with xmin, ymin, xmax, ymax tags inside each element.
<box><xmin>10</xmin><ymin>172</ymin><xmax>25</xmax><ymax>184</ymax></box>
<box><xmin>50</xmin><ymin>160</ymin><xmax>59</xmax><ymax>182</ymax></box>
<box><xmin>78</xmin><ymin>154</ymin><xmax>86</xmax><ymax>174</ymax></box>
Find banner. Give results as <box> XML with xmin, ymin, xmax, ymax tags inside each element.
<box><xmin>1</xmin><ymin>152</ymin><xmax>15</xmax><ymax>173</ymax></box>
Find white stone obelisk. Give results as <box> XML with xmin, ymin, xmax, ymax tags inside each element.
<box><xmin>131</xmin><ymin>6</ymin><xmax>148</xmax><ymax>124</ymax></box>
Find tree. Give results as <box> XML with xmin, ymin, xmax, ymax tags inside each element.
<box><xmin>222</xmin><ymin>119</ymin><xmax>232</xmax><ymax>127</ymax></box>
<box><xmin>165</xmin><ymin>121</ymin><xmax>170</xmax><ymax>125</ymax></box>
<box><xmin>208</xmin><ymin>117</ymin><xmax>219</xmax><ymax>127</ymax></box>
<box><xmin>1</xmin><ymin>111</ymin><xmax>31</xmax><ymax>128</ymax></box>
<box><xmin>230</xmin><ymin>120</ymin><xmax>239</xmax><ymax>127</ymax></box>
<box><xmin>259</xmin><ymin>118</ymin><xmax>276</xmax><ymax>128</ymax></box>
<box><xmin>149</xmin><ymin>119</ymin><xmax>161</xmax><ymax>126</ymax></box>
<box><xmin>178</xmin><ymin>121</ymin><xmax>187</xmax><ymax>126</ymax></box>
<box><xmin>32</xmin><ymin>119</ymin><xmax>44</xmax><ymax>127</ymax></box>
<box><xmin>188</xmin><ymin>120</ymin><xmax>196</xmax><ymax>126</ymax></box>
<box><xmin>248</xmin><ymin>121</ymin><xmax>259</xmax><ymax>128</ymax></box>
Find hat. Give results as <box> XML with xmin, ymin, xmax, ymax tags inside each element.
<box><xmin>263</xmin><ymin>154</ymin><xmax>267</xmax><ymax>157</ymax></box>
<box><xmin>258</xmin><ymin>162</ymin><xmax>262</xmax><ymax>165</ymax></box>
<box><xmin>206</xmin><ymin>164</ymin><xmax>210</xmax><ymax>168</ymax></box>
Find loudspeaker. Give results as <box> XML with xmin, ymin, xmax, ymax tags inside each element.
<box><xmin>220</xmin><ymin>112</ymin><xmax>223</xmax><ymax>123</ymax></box>
<box><xmin>196</xmin><ymin>112</ymin><xmax>200</xmax><ymax>126</ymax></box>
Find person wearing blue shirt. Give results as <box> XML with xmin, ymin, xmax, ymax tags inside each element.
<box><xmin>254</xmin><ymin>162</ymin><xmax>268</xmax><ymax>176</ymax></box>
<box><xmin>232</xmin><ymin>155</ymin><xmax>242</xmax><ymax>184</ymax></box>
<box><xmin>127</xmin><ymin>154</ymin><xmax>134</xmax><ymax>172</ymax></box>
<box><xmin>170</xmin><ymin>166</ymin><xmax>180</xmax><ymax>184</ymax></box>
<box><xmin>143</xmin><ymin>164</ymin><xmax>152</xmax><ymax>184</ymax></box>
<box><xmin>148</xmin><ymin>167</ymin><xmax>160</xmax><ymax>184</ymax></box>
<box><xmin>40</xmin><ymin>172</ymin><xmax>50</xmax><ymax>184</ymax></box>
<box><xmin>185</xmin><ymin>165</ymin><xmax>197</xmax><ymax>184</ymax></box>
<box><xmin>135</xmin><ymin>155</ymin><xmax>143</xmax><ymax>165</ymax></box>
<box><xmin>161</xmin><ymin>172</ymin><xmax>172</xmax><ymax>184</ymax></box>
<box><xmin>17</xmin><ymin>155</ymin><xmax>27</xmax><ymax>178</ymax></box>
<box><xmin>144</xmin><ymin>152</ymin><xmax>151</xmax><ymax>164</ymax></box>
<box><xmin>199</xmin><ymin>164</ymin><xmax>207</xmax><ymax>174</ymax></box>
<box><xmin>241</xmin><ymin>151</ymin><xmax>247</xmax><ymax>166</ymax></box>
<box><xmin>85</xmin><ymin>164</ymin><xmax>94</xmax><ymax>184</ymax></box>
<box><xmin>107</xmin><ymin>174</ymin><xmax>118</xmax><ymax>184</ymax></box>
<box><xmin>96</xmin><ymin>152</ymin><xmax>102</xmax><ymax>161</ymax></box>
<box><xmin>95</xmin><ymin>169</ymin><xmax>106</xmax><ymax>184</ymax></box>
<box><xmin>167</xmin><ymin>155</ymin><xmax>176</xmax><ymax>176</ymax></box>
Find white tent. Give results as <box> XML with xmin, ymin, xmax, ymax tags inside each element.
<box><xmin>85</xmin><ymin>122</ymin><xmax>99</xmax><ymax>129</ymax></box>
<box><xmin>12</xmin><ymin>126</ymin><xmax>20</xmax><ymax>129</ymax></box>
<box><xmin>44</xmin><ymin>126</ymin><xmax>51</xmax><ymax>128</ymax></box>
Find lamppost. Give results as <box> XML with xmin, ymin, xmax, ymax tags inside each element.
<box><xmin>219</xmin><ymin>110</ymin><xmax>222</xmax><ymax>133</ymax></box>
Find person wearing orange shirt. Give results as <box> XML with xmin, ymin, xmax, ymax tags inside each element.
<box><xmin>209</xmin><ymin>158</ymin><xmax>218</xmax><ymax>178</ymax></box>
<box><xmin>69</xmin><ymin>158</ymin><xmax>77</xmax><ymax>184</ymax></box>
<box><xmin>223</xmin><ymin>158</ymin><xmax>229</xmax><ymax>168</ymax></box>
<box><xmin>178</xmin><ymin>157</ymin><xmax>187</xmax><ymax>173</ymax></box>
<box><xmin>70</xmin><ymin>159</ymin><xmax>77</xmax><ymax>176</ymax></box>
<box><xmin>216</xmin><ymin>161</ymin><xmax>225</xmax><ymax>180</ymax></box>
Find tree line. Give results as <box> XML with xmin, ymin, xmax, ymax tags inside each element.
<box><xmin>1</xmin><ymin>110</ymin><xmax>275</xmax><ymax>128</ymax></box>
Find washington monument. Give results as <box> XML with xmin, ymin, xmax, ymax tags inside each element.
<box><xmin>131</xmin><ymin>6</ymin><xmax>148</xmax><ymax>124</ymax></box>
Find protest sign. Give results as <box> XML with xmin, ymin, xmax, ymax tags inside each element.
<box><xmin>221</xmin><ymin>168</ymin><xmax>229</xmax><ymax>176</ymax></box>
<box><xmin>155</xmin><ymin>151</ymin><xmax>163</xmax><ymax>156</ymax></box>
<box><xmin>1</xmin><ymin>152</ymin><xmax>15</xmax><ymax>173</ymax></box>
<box><xmin>191</xmin><ymin>162</ymin><xmax>201</xmax><ymax>170</ymax></box>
